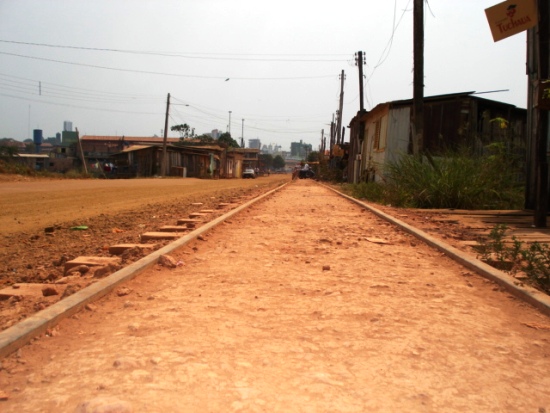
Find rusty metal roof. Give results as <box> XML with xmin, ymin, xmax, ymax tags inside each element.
<box><xmin>81</xmin><ymin>136</ymin><xmax>181</xmax><ymax>143</ymax></box>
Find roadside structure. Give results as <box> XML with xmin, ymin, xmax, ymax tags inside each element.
<box><xmin>81</xmin><ymin>135</ymin><xmax>259</xmax><ymax>179</ymax></box>
<box><xmin>346</xmin><ymin>91</ymin><xmax>527</xmax><ymax>184</ymax></box>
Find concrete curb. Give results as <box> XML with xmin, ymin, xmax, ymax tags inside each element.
<box><xmin>323</xmin><ymin>184</ymin><xmax>550</xmax><ymax>317</ymax></box>
<box><xmin>0</xmin><ymin>182</ymin><xmax>288</xmax><ymax>359</ymax></box>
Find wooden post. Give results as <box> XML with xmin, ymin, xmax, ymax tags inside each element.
<box><xmin>161</xmin><ymin>93</ymin><xmax>170</xmax><ymax>177</ymax></box>
<box><xmin>336</xmin><ymin>70</ymin><xmax>345</xmax><ymax>145</ymax></box>
<box><xmin>356</xmin><ymin>52</ymin><xmax>365</xmax><ymax>112</ymax></box>
<box><xmin>75</xmin><ymin>127</ymin><xmax>88</xmax><ymax>174</ymax></box>
<box><xmin>413</xmin><ymin>0</ymin><xmax>424</xmax><ymax>157</ymax></box>
<box><xmin>535</xmin><ymin>0</ymin><xmax>549</xmax><ymax>227</ymax></box>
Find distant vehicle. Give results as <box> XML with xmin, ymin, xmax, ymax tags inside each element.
<box><xmin>299</xmin><ymin>169</ymin><xmax>315</xmax><ymax>179</ymax></box>
<box><xmin>242</xmin><ymin>168</ymin><xmax>256</xmax><ymax>179</ymax></box>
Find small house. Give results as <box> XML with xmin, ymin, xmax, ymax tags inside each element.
<box><xmin>347</xmin><ymin>92</ymin><xmax>527</xmax><ymax>183</ymax></box>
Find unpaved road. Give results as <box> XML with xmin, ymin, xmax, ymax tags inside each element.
<box><xmin>1</xmin><ymin>180</ymin><xmax>549</xmax><ymax>412</ymax></box>
<box><xmin>0</xmin><ymin>175</ymin><xmax>289</xmax><ymax>236</ymax></box>
<box><xmin>0</xmin><ymin>175</ymin><xmax>288</xmax><ymax>331</ymax></box>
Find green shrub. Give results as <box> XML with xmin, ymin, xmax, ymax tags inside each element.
<box><xmin>0</xmin><ymin>159</ymin><xmax>95</xmax><ymax>179</ymax></box>
<box><xmin>347</xmin><ymin>144</ymin><xmax>523</xmax><ymax>209</ymax></box>
<box><xmin>477</xmin><ymin>224</ymin><xmax>550</xmax><ymax>293</ymax></box>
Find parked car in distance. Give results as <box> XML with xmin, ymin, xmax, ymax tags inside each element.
<box><xmin>242</xmin><ymin>168</ymin><xmax>256</xmax><ymax>179</ymax></box>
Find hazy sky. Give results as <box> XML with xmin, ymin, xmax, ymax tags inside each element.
<box><xmin>0</xmin><ymin>0</ymin><xmax>528</xmax><ymax>151</ymax></box>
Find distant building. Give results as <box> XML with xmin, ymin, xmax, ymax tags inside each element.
<box><xmin>62</xmin><ymin>131</ymin><xmax>78</xmax><ymax>146</ymax></box>
<box><xmin>290</xmin><ymin>140</ymin><xmax>312</xmax><ymax>158</ymax></box>
<box><xmin>45</xmin><ymin>135</ymin><xmax>61</xmax><ymax>145</ymax></box>
<box><xmin>63</xmin><ymin>121</ymin><xmax>73</xmax><ymax>132</ymax></box>
<box><xmin>248</xmin><ymin>138</ymin><xmax>261</xmax><ymax>149</ymax></box>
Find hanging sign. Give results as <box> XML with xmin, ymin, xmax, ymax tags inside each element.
<box><xmin>485</xmin><ymin>0</ymin><xmax>538</xmax><ymax>42</ymax></box>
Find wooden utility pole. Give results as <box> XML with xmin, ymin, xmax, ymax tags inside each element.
<box><xmin>161</xmin><ymin>93</ymin><xmax>170</xmax><ymax>177</ymax></box>
<box><xmin>330</xmin><ymin>115</ymin><xmax>335</xmax><ymax>158</ymax></box>
<box><xmin>412</xmin><ymin>0</ymin><xmax>424</xmax><ymax>157</ymax></box>
<box><xmin>535</xmin><ymin>0</ymin><xmax>549</xmax><ymax>227</ymax></box>
<box><xmin>356</xmin><ymin>52</ymin><xmax>365</xmax><ymax>112</ymax></box>
<box><xmin>75</xmin><ymin>127</ymin><xmax>88</xmax><ymax>174</ymax></box>
<box><xmin>241</xmin><ymin>119</ymin><xmax>245</xmax><ymax>148</ymax></box>
<box><xmin>336</xmin><ymin>70</ymin><xmax>345</xmax><ymax>145</ymax></box>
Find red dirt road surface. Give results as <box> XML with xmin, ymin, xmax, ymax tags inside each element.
<box><xmin>1</xmin><ymin>179</ymin><xmax>550</xmax><ymax>412</ymax></box>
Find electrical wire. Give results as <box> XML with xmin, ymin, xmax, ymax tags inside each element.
<box><xmin>0</xmin><ymin>72</ymin><xmax>163</xmax><ymax>101</ymax></box>
<box><xmin>0</xmin><ymin>51</ymin><xmax>337</xmax><ymax>80</ymax></box>
<box><xmin>0</xmin><ymin>39</ymin><xmax>350</xmax><ymax>62</ymax></box>
<box><xmin>363</xmin><ymin>0</ymin><xmax>413</xmax><ymax>109</ymax></box>
<box><xmin>0</xmin><ymin>92</ymin><xmax>161</xmax><ymax>115</ymax></box>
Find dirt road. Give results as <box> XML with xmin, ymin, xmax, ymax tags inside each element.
<box><xmin>0</xmin><ymin>175</ymin><xmax>288</xmax><ymax>236</ymax></box>
<box><xmin>1</xmin><ymin>180</ymin><xmax>549</xmax><ymax>412</ymax></box>
<box><xmin>0</xmin><ymin>176</ymin><xmax>288</xmax><ymax>331</ymax></box>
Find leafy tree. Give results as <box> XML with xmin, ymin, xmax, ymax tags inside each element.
<box><xmin>171</xmin><ymin>123</ymin><xmax>195</xmax><ymax>139</ymax></box>
<box><xmin>218</xmin><ymin>132</ymin><xmax>240</xmax><ymax>148</ymax></box>
<box><xmin>0</xmin><ymin>144</ymin><xmax>19</xmax><ymax>157</ymax></box>
<box><xmin>25</xmin><ymin>141</ymin><xmax>36</xmax><ymax>153</ymax></box>
<box><xmin>307</xmin><ymin>151</ymin><xmax>320</xmax><ymax>162</ymax></box>
<box><xmin>259</xmin><ymin>154</ymin><xmax>274</xmax><ymax>170</ymax></box>
<box><xmin>273</xmin><ymin>154</ymin><xmax>285</xmax><ymax>170</ymax></box>
<box><xmin>196</xmin><ymin>134</ymin><xmax>214</xmax><ymax>144</ymax></box>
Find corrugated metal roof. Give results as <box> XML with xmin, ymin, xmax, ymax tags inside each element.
<box><xmin>15</xmin><ymin>154</ymin><xmax>50</xmax><ymax>159</ymax></box>
<box><xmin>358</xmin><ymin>91</ymin><xmax>525</xmax><ymax>118</ymax></box>
<box><xmin>81</xmin><ymin>136</ymin><xmax>181</xmax><ymax>143</ymax></box>
<box><xmin>120</xmin><ymin>145</ymin><xmax>153</xmax><ymax>153</ymax></box>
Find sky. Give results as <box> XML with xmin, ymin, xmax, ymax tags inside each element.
<box><xmin>0</xmin><ymin>0</ymin><xmax>529</xmax><ymax>152</ymax></box>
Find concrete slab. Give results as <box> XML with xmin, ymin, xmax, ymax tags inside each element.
<box><xmin>108</xmin><ymin>244</ymin><xmax>157</xmax><ymax>255</ymax></box>
<box><xmin>64</xmin><ymin>256</ymin><xmax>121</xmax><ymax>273</ymax></box>
<box><xmin>189</xmin><ymin>212</ymin><xmax>208</xmax><ymax>219</ymax></box>
<box><xmin>140</xmin><ymin>232</ymin><xmax>183</xmax><ymax>241</ymax></box>
<box><xmin>176</xmin><ymin>218</ymin><xmax>203</xmax><ymax>224</ymax></box>
<box><xmin>0</xmin><ymin>283</ymin><xmax>67</xmax><ymax>299</ymax></box>
<box><xmin>158</xmin><ymin>225</ymin><xmax>190</xmax><ymax>233</ymax></box>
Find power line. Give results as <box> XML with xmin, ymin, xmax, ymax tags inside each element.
<box><xmin>0</xmin><ymin>51</ymin><xmax>336</xmax><ymax>80</ymax></box>
<box><xmin>0</xmin><ymin>39</ymin><xmax>349</xmax><ymax>62</ymax></box>
<box><xmin>0</xmin><ymin>92</ymin><xmax>161</xmax><ymax>115</ymax></box>
<box><xmin>364</xmin><ymin>0</ymin><xmax>413</xmax><ymax>109</ymax></box>
<box><xmin>0</xmin><ymin>72</ymin><xmax>163</xmax><ymax>101</ymax></box>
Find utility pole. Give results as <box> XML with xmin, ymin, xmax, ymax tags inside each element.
<box><xmin>228</xmin><ymin>111</ymin><xmax>232</xmax><ymax>135</ymax></box>
<box><xmin>161</xmin><ymin>93</ymin><xmax>170</xmax><ymax>177</ymax></box>
<box><xmin>355</xmin><ymin>52</ymin><xmax>366</xmax><ymax>112</ymax></box>
<box><xmin>355</xmin><ymin>50</ymin><xmax>367</xmax><ymax>155</ymax></box>
<box><xmin>241</xmin><ymin>119</ymin><xmax>245</xmax><ymax>148</ymax></box>
<box><xmin>412</xmin><ymin>0</ymin><xmax>425</xmax><ymax>157</ymax></box>
<box><xmin>534</xmin><ymin>0</ymin><xmax>549</xmax><ymax>227</ymax></box>
<box><xmin>75</xmin><ymin>127</ymin><xmax>88</xmax><ymax>174</ymax></box>
<box><xmin>336</xmin><ymin>70</ymin><xmax>345</xmax><ymax>145</ymax></box>
<box><xmin>330</xmin><ymin>114</ymin><xmax>336</xmax><ymax>158</ymax></box>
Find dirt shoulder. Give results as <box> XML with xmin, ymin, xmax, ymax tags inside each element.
<box><xmin>0</xmin><ymin>175</ymin><xmax>289</xmax><ymax>331</ymax></box>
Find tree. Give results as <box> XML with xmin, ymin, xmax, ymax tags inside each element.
<box><xmin>25</xmin><ymin>141</ymin><xmax>36</xmax><ymax>154</ymax></box>
<box><xmin>196</xmin><ymin>134</ymin><xmax>214</xmax><ymax>144</ymax></box>
<box><xmin>0</xmin><ymin>144</ymin><xmax>18</xmax><ymax>157</ymax></box>
<box><xmin>259</xmin><ymin>153</ymin><xmax>274</xmax><ymax>170</ymax></box>
<box><xmin>307</xmin><ymin>151</ymin><xmax>319</xmax><ymax>163</ymax></box>
<box><xmin>273</xmin><ymin>154</ymin><xmax>285</xmax><ymax>170</ymax></box>
<box><xmin>171</xmin><ymin>123</ymin><xmax>195</xmax><ymax>139</ymax></box>
<box><xmin>218</xmin><ymin>132</ymin><xmax>240</xmax><ymax>148</ymax></box>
